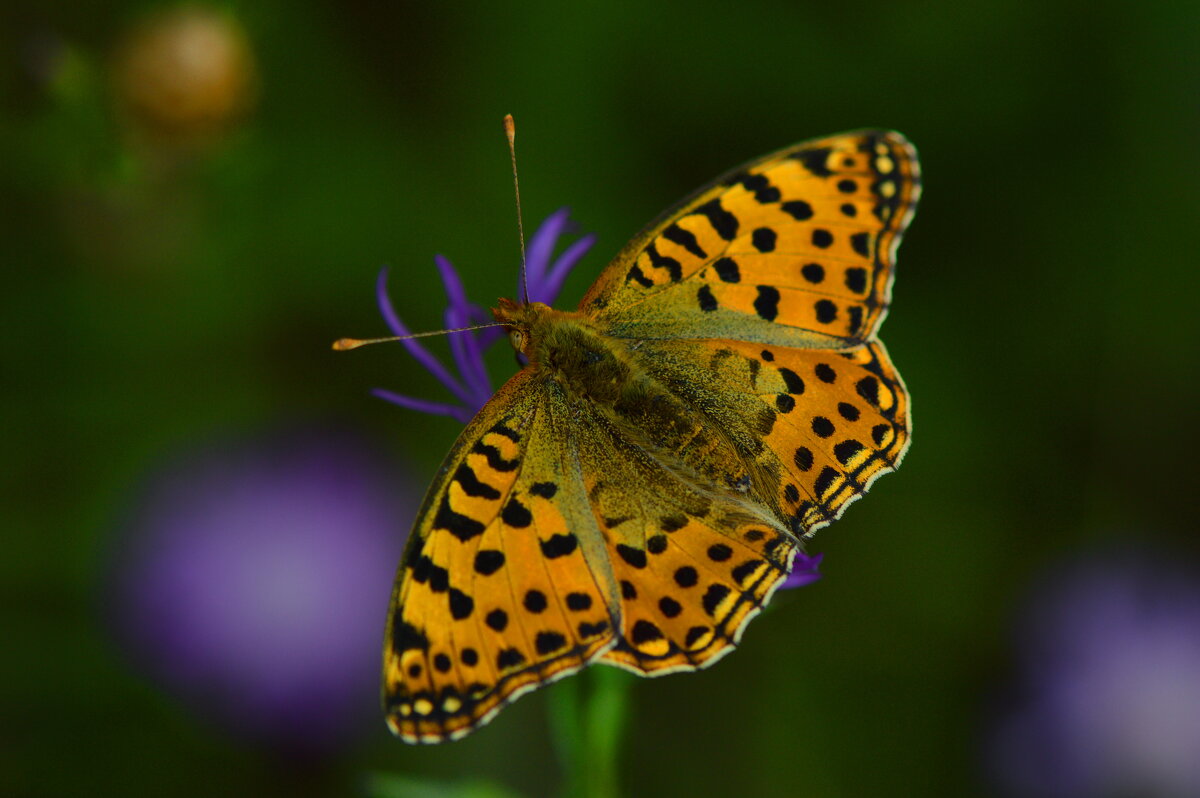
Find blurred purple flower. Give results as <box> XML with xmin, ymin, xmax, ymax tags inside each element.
<box><xmin>109</xmin><ymin>426</ymin><xmax>411</xmax><ymax>751</ymax></box>
<box><xmin>781</xmin><ymin>551</ymin><xmax>823</xmax><ymax>590</ymax></box>
<box><xmin>987</xmin><ymin>550</ymin><xmax>1200</xmax><ymax>798</ymax></box>
<box><xmin>373</xmin><ymin>207</ymin><xmax>595</xmax><ymax>422</ymax></box>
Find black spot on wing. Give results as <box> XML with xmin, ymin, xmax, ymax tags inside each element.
<box><xmin>752</xmin><ymin>227</ymin><xmax>777</xmax><ymax>252</ymax></box>
<box><xmin>674</xmin><ymin>566</ymin><xmax>698</xmax><ymax>587</ymax></box>
<box><xmin>540</xmin><ymin>533</ymin><xmax>578</xmax><ymax>559</ymax></box>
<box><xmin>713</xmin><ymin>257</ymin><xmax>740</xmax><ymax>283</ymax></box>
<box><xmin>728</xmin><ymin>171</ymin><xmax>782</xmax><ymax>203</ymax></box>
<box><xmin>697</xmin><ymin>285</ymin><xmax>718</xmax><ymax>312</ymax></box>
<box><xmin>693</xmin><ymin>198</ymin><xmax>739</xmax><ymax>241</ymax></box>
<box><xmin>794</xmin><ymin>446</ymin><xmax>814</xmax><ymax>472</ymax></box>
<box><xmin>660</xmin><ymin>514</ymin><xmax>688</xmax><ymax>532</ymax></box>
<box><xmin>814</xmin><ymin>466</ymin><xmax>839</xmax><ymax>498</ymax></box>
<box><xmin>778</xmin><ymin>368</ymin><xmax>805</xmax><ymax>394</ymax></box>
<box><xmin>566</xmin><ymin>592</ymin><xmax>592</xmax><ymax>611</ymax></box>
<box><xmin>658</xmin><ymin>597</ymin><xmax>682</xmax><ymax>618</ymax></box>
<box><xmin>617</xmin><ymin>544</ymin><xmax>647</xmax><ymax>569</ymax></box>
<box><xmin>848</xmin><ymin>306</ymin><xmax>864</xmax><ymax>335</ymax></box>
<box><xmin>535</xmin><ymin>631</ymin><xmax>567</xmax><ymax>655</ymax></box>
<box><xmin>834</xmin><ymin>439</ymin><xmax>865</xmax><ymax>465</ymax></box>
<box><xmin>707</xmin><ymin>544</ymin><xmax>733</xmax><ymax>562</ymax></box>
<box><xmin>473</xmin><ymin>549</ymin><xmax>505</xmax><ymax>575</ymax></box>
<box><xmin>491</xmin><ymin>423</ymin><xmax>520</xmax><ymax>442</ymax></box>
<box><xmin>523</xmin><ymin>589</ymin><xmax>548</xmax><ymax>613</ymax></box>
<box><xmin>434</xmin><ymin>494</ymin><xmax>485</xmax><ymax>541</ymax></box>
<box><xmin>793</xmin><ymin>147</ymin><xmax>833</xmax><ymax>177</ymax></box>
<box><xmin>850</xmin><ymin>232</ymin><xmax>871</xmax><ymax>258</ymax></box>
<box><xmin>631</xmin><ymin>619</ymin><xmax>665</xmax><ymax>644</ymax></box>
<box><xmin>472</xmin><ymin>441</ymin><xmax>519</xmax><ymax>472</ymax></box>
<box><xmin>448</xmin><ymin>588</ymin><xmax>474</xmax><ymax>620</ymax></box>
<box><xmin>501</xmin><ymin>497</ymin><xmax>532</xmax><ymax>528</ymax></box>
<box><xmin>486</xmin><ymin>609</ymin><xmax>508</xmax><ymax>631</ymax></box>
<box><xmin>857</xmin><ymin>376</ymin><xmax>880</xmax><ymax>405</ymax></box>
<box><xmin>645</xmin><ymin>242</ymin><xmax>682</xmax><ymax>282</ymax></box>
<box><xmin>702</xmin><ymin>584</ymin><xmax>732</xmax><ymax>616</ymax></box>
<box><xmin>497</xmin><ymin>648</ymin><xmax>526</xmax><ymax>670</ymax></box>
<box><xmin>754</xmin><ymin>285</ymin><xmax>780</xmax><ymax>321</ymax></box>
<box><xmin>627</xmin><ymin>264</ymin><xmax>654</xmax><ymax>288</ymax></box>
<box><xmin>453</xmin><ymin>464</ymin><xmax>501</xmax><ymax>499</ymax></box>
<box><xmin>815</xmin><ymin>299</ymin><xmax>838</xmax><ymax>324</ymax></box>
<box><xmin>391</xmin><ymin>620</ymin><xmax>429</xmax><ymax>654</ymax></box>
<box><xmin>579</xmin><ymin>620</ymin><xmax>609</xmax><ymax>638</ymax></box>
<box><xmin>661</xmin><ymin>223</ymin><xmax>707</xmax><ymax>259</ymax></box>
<box><xmin>781</xmin><ymin>200</ymin><xmax>814</xmax><ymax>220</ymax></box>
<box><xmin>845</xmin><ymin>268</ymin><xmax>868</xmax><ymax>294</ymax></box>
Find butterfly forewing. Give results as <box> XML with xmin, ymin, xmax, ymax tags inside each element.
<box><xmin>581</xmin><ymin>130</ymin><xmax>920</xmax><ymax>346</ymax></box>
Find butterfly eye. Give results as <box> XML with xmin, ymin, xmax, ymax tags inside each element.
<box><xmin>509</xmin><ymin>329</ymin><xmax>525</xmax><ymax>351</ymax></box>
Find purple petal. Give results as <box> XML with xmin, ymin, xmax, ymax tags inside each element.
<box><xmin>371</xmin><ymin>389</ymin><xmax>473</xmax><ymax>424</ymax></box>
<box><xmin>780</xmin><ymin>552</ymin><xmax>824</xmax><ymax>589</ymax></box>
<box><xmin>435</xmin><ymin>256</ymin><xmax>490</xmax><ymax>401</ymax></box>
<box><xmin>470</xmin><ymin>304</ymin><xmax>506</xmax><ymax>348</ymax></box>
<box><xmin>537</xmin><ymin>232</ymin><xmax>596</xmax><ymax>306</ymax></box>
<box><xmin>375</xmin><ymin>268</ymin><xmax>471</xmax><ymax>405</ymax></box>
<box><xmin>523</xmin><ymin>207</ymin><xmax>572</xmax><ymax>289</ymax></box>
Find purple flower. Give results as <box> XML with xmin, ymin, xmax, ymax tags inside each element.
<box><xmin>781</xmin><ymin>551</ymin><xmax>823</xmax><ymax>589</ymax></box>
<box><xmin>986</xmin><ymin>549</ymin><xmax>1200</xmax><ymax>797</ymax></box>
<box><xmin>108</xmin><ymin>426</ymin><xmax>411</xmax><ymax>751</ymax></box>
<box><xmin>374</xmin><ymin>207</ymin><xmax>595</xmax><ymax>422</ymax></box>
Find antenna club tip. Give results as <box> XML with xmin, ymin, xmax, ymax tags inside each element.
<box><xmin>504</xmin><ymin>114</ymin><xmax>515</xmax><ymax>139</ymax></box>
<box><xmin>332</xmin><ymin>338</ymin><xmax>362</xmax><ymax>351</ymax></box>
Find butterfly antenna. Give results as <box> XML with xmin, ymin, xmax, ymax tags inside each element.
<box><xmin>504</xmin><ymin>114</ymin><xmax>530</xmax><ymax>304</ymax></box>
<box><xmin>332</xmin><ymin>323</ymin><xmax>506</xmax><ymax>351</ymax></box>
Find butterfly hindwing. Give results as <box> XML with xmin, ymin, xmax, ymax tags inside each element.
<box><xmin>628</xmin><ymin>337</ymin><xmax>910</xmax><ymax>536</ymax></box>
<box><xmin>552</xmin><ymin>385</ymin><xmax>799</xmax><ymax>674</ymax></box>
<box><xmin>383</xmin><ymin>370</ymin><xmax>622</xmax><ymax>743</ymax></box>
<box><xmin>581</xmin><ymin>130</ymin><xmax>920</xmax><ymax>347</ymax></box>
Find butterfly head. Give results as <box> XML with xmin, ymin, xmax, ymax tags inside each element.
<box><xmin>492</xmin><ymin>297</ymin><xmax>552</xmax><ymax>360</ymax></box>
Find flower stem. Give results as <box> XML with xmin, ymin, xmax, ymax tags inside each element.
<box><xmin>548</xmin><ymin>666</ymin><xmax>633</xmax><ymax>798</ymax></box>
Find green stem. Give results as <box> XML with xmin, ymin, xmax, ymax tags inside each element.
<box><xmin>548</xmin><ymin>666</ymin><xmax>633</xmax><ymax>798</ymax></box>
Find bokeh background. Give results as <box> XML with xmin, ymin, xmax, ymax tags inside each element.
<box><xmin>5</xmin><ymin>1</ymin><xmax>1200</xmax><ymax>796</ymax></box>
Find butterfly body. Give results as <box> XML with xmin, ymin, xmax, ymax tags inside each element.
<box><xmin>384</xmin><ymin>130</ymin><xmax>920</xmax><ymax>743</ymax></box>
<box><xmin>497</xmin><ymin>299</ymin><xmax>762</xmax><ymax>502</ymax></box>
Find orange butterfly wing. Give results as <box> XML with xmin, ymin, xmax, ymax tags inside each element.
<box><xmin>383</xmin><ymin>371</ymin><xmax>618</xmax><ymax>742</ymax></box>
<box><xmin>582</xmin><ymin>130</ymin><xmax>920</xmax><ymax>348</ymax></box>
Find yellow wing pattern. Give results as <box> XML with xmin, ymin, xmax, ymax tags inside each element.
<box><xmin>582</xmin><ymin>130</ymin><xmax>920</xmax><ymax>348</ymax></box>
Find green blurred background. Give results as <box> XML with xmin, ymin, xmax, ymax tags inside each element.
<box><xmin>5</xmin><ymin>1</ymin><xmax>1199</xmax><ymax>796</ymax></box>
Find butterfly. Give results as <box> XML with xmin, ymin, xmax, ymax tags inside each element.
<box><xmin>382</xmin><ymin>130</ymin><xmax>920</xmax><ymax>743</ymax></box>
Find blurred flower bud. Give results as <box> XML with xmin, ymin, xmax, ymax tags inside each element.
<box><xmin>112</xmin><ymin>6</ymin><xmax>256</xmax><ymax>146</ymax></box>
